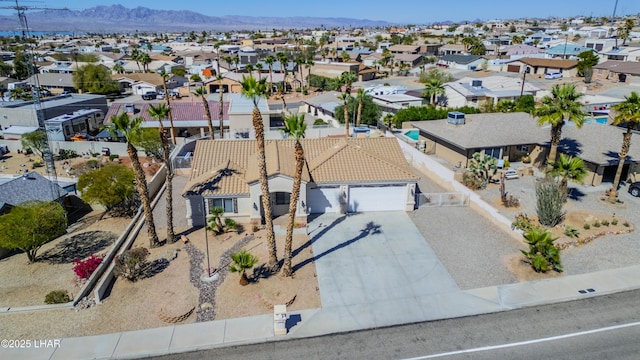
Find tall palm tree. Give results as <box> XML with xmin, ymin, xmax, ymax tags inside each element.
<box><xmin>255</xmin><ymin>63</ymin><xmax>263</xmax><ymax>80</ymax></box>
<box><xmin>277</xmin><ymin>52</ymin><xmax>289</xmax><ymax>94</ymax></box>
<box><xmin>295</xmin><ymin>56</ymin><xmax>305</xmax><ymax>91</ymax></box>
<box><xmin>533</xmin><ymin>84</ymin><xmax>585</xmax><ymax>167</ymax></box>
<box><xmin>422</xmin><ymin>78</ymin><xmax>445</xmax><ymax>106</ymax></box>
<box><xmin>159</xmin><ymin>70</ymin><xmax>176</xmax><ymax>144</ymax></box>
<box><xmin>138</xmin><ymin>52</ymin><xmax>151</xmax><ymax>72</ymax></box>
<box><xmin>130</xmin><ymin>47</ymin><xmax>142</xmax><ymax>72</ymax></box>
<box><xmin>217</xmin><ymin>75</ymin><xmax>225</xmax><ymax>139</ymax></box>
<box><xmin>609</xmin><ymin>91</ymin><xmax>640</xmax><ymax>202</ymax></box>
<box><xmin>355</xmin><ymin>89</ymin><xmax>366</xmax><ymax>127</ymax></box>
<box><xmin>339</xmin><ymin>92</ymin><xmax>351</xmax><ymax>137</ymax></box>
<box><xmin>306</xmin><ymin>57</ymin><xmax>314</xmax><ymax>89</ymax></box>
<box><xmin>281</xmin><ymin>113</ymin><xmax>307</xmax><ymax>277</ymax></box>
<box><xmin>232</xmin><ymin>56</ymin><xmax>240</xmax><ymax>73</ymax></box>
<box><xmin>106</xmin><ymin>113</ymin><xmax>159</xmax><ymax>248</ymax></box>
<box><xmin>113</xmin><ymin>62</ymin><xmax>124</xmax><ymax>74</ymax></box>
<box><xmin>341</xmin><ymin>71</ymin><xmax>357</xmax><ymax>95</ymax></box>
<box><xmin>264</xmin><ymin>55</ymin><xmax>275</xmax><ymax>94</ymax></box>
<box><xmin>548</xmin><ymin>154</ymin><xmax>587</xmax><ymax>201</ymax></box>
<box><xmin>148</xmin><ymin>103</ymin><xmax>176</xmax><ymax>243</ymax></box>
<box><xmin>195</xmin><ymin>86</ymin><xmax>214</xmax><ymax>138</ymax></box>
<box><xmin>240</xmin><ymin>75</ymin><xmax>278</xmax><ymax>270</ymax></box>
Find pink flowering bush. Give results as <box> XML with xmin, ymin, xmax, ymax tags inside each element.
<box><xmin>73</xmin><ymin>254</ymin><xmax>105</xmax><ymax>280</ymax></box>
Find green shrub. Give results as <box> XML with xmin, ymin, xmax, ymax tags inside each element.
<box><xmin>623</xmin><ymin>221</ymin><xmax>630</xmax><ymax>227</ymax></box>
<box><xmin>224</xmin><ymin>218</ymin><xmax>237</xmax><ymax>232</ymax></box>
<box><xmin>521</xmin><ymin>227</ymin><xmax>562</xmax><ymax>273</ymax></box>
<box><xmin>91</xmin><ymin>152</ymin><xmax>100</xmax><ymax>157</ymax></box>
<box><xmin>114</xmin><ymin>247</ymin><xmax>150</xmax><ymax>281</ymax></box>
<box><xmin>32</xmin><ymin>160</ymin><xmax>44</xmax><ymax>168</ymax></box>
<box><xmin>593</xmin><ymin>220</ymin><xmax>601</xmax><ymax>228</ymax></box>
<box><xmin>462</xmin><ymin>171</ymin><xmax>484</xmax><ymax>190</ymax></box>
<box><xmin>252</xmin><ymin>225</ymin><xmax>260</xmax><ymax>233</ymax></box>
<box><xmin>535</xmin><ymin>178</ymin><xmax>565</xmax><ymax>227</ymax></box>
<box><xmin>313</xmin><ymin>118</ymin><xmax>326</xmax><ymax>125</ymax></box>
<box><xmin>109</xmin><ymin>154</ymin><xmax>120</xmax><ymax>161</ymax></box>
<box><xmin>583</xmin><ymin>223</ymin><xmax>591</xmax><ymax>230</ymax></box>
<box><xmin>564</xmin><ymin>225</ymin><xmax>580</xmax><ymax>238</ymax></box>
<box><xmin>87</xmin><ymin>159</ymin><xmax>100</xmax><ymax>169</ymax></box>
<box><xmin>611</xmin><ymin>218</ymin><xmax>619</xmax><ymax>226</ymax></box>
<box><xmin>601</xmin><ymin>219</ymin><xmax>610</xmax><ymax>226</ymax></box>
<box><xmin>58</xmin><ymin>149</ymin><xmax>78</xmax><ymax>160</ymax></box>
<box><xmin>45</xmin><ymin>290</ymin><xmax>71</xmax><ymax>304</ymax></box>
<box><xmin>512</xmin><ymin>213</ymin><xmax>536</xmax><ymax>232</ymax></box>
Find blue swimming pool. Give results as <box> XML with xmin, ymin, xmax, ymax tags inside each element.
<box><xmin>403</xmin><ymin>129</ymin><xmax>419</xmax><ymax>141</ymax></box>
<box><xmin>586</xmin><ymin>117</ymin><xmax>609</xmax><ymax>125</ymax></box>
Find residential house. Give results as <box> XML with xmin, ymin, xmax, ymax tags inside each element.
<box><xmin>408</xmin><ymin>112</ymin><xmax>640</xmax><ymax>186</ymax></box>
<box><xmin>438</xmin><ymin>55</ymin><xmax>485</xmax><ymax>70</ymax></box>
<box><xmin>371</xmin><ymin>93</ymin><xmax>423</xmax><ymax>113</ymax></box>
<box><xmin>181</xmin><ymin>137</ymin><xmax>419</xmax><ymax>227</ymax></box>
<box><xmin>0</xmin><ymin>94</ymin><xmax>108</xmax><ymax>129</ymax></box>
<box><xmin>593</xmin><ymin>60</ymin><xmax>640</xmax><ymax>83</ymax></box>
<box><xmin>205</xmin><ymin>71</ymin><xmax>285</xmax><ymax>94</ymax></box>
<box><xmin>603</xmin><ymin>46</ymin><xmax>640</xmax><ymax>62</ymax></box>
<box><xmin>506</xmin><ymin>58</ymin><xmax>579</xmax><ymax>78</ymax></box>
<box><xmin>584</xmin><ymin>38</ymin><xmax>617</xmax><ymax>53</ymax></box>
<box><xmin>26</xmin><ymin>73</ymin><xmax>75</xmax><ymax>94</ymax></box>
<box><xmin>438</xmin><ymin>44</ymin><xmax>465</xmax><ymax>56</ymax></box>
<box><xmin>113</xmin><ymin>73</ymin><xmax>187</xmax><ymax>95</ymax></box>
<box><xmin>442</xmin><ymin>76</ymin><xmax>540</xmax><ymax>108</ymax></box>
<box><xmin>545</xmin><ymin>43</ymin><xmax>594</xmax><ymax>59</ymax></box>
<box><xmin>505</xmin><ymin>45</ymin><xmax>541</xmax><ymax>59</ymax></box>
<box><xmin>393</xmin><ymin>53</ymin><xmax>423</xmax><ymax>68</ymax></box>
<box><xmin>388</xmin><ymin>44</ymin><xmax>420</xmax><ymax>54</ymax></box>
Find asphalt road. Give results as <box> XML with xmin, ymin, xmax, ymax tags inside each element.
<box><xmin>152</xmin><ymin>289</ymin><xmax>640</xmax><ymax>360</ymax></box>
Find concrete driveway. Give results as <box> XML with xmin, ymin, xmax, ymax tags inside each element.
<box><xmin>305</xmin><ymin>212</ymin><xmax>459</xmax><ymax>308</ymax></box>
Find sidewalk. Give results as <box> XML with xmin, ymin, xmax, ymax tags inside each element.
<box><xmin>9</xmin><ymin>264</ymin><xmax>640</xmax><ymax>360</ymax></box>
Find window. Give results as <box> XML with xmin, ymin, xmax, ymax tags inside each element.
<box><xmin>516</xmin><ymin>145</ymin><xmax>529</xmax><ymax>152</ymax></box>
<box><xmin>275</xmin><ymin>192</ymin><xmax>290</xmax><ymax>205</ymax></box>
<box><xmin>483</xmin><ymin>147</ymin><xmax>502</xmax><ymax>159</ymax></box>
<box><xmin>207</xmin><ymin>198</ymin><xmax>235</xmax><ymax>213</ymax></box>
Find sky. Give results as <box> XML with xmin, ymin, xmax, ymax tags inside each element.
<box><xmin>1</xmin><ymin>0</ymin><xmax>639</xmax><ymax>24</ymax></box>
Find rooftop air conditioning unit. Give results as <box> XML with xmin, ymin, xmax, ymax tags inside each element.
<box><xmin>447</xmin><ymin>111</ymin><xmax>465</xmax><ymax>125</ymax></box>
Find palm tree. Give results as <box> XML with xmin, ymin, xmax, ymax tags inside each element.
<box><xmin>339</xmin><ymin>92</ymin><xmax>351</xmax><ymax>137</ymax></box>
<box><xmin>106</xmin><ymin>113</ymin><xmax>159</xmax><ymax>248</ymax></box>
<box><xmin>195</xmin><ymin>86</ymin><xmax>214</xmax><ymax>138</ymax></box>
<box><xmin>548</xmin><ymin>154</ymin><xmax>587</xmax><ymax>201</ymax></box>
<box><xmin>306</xmin><ymin>57</ymin><xmax>314</xmax><ymax>89</ymax></box>
<box><xmin>255</xmin><ymin>63</ymin><xmax>263</xmax><ymax>80</ymax></box>
<box><xmin>609</xmin><ymin>91</ymin><xmax>640</xmax><ymax>202</ymax></box>
<box><xmin>113</xmin><ymin>62</ymin><xmax>124</xmax><ymax>74</ymax></box>
<box><xmin>229</xmin><ymin>249</ymin><xmax>258</xmax><ymax>285</ymax></box>
<box><xmin>277</xmin><ymin>52</ymin><xmax>289</xmax><ymax>94</ymax></box>
<box><xmin>147</xmin><ymin>103</ymin><xmax>176</xmax><ymax>243</ymax></box>
<box><xmin>217</xmin><ymin>75</ymin><xmax>225</xmax><ymax>139</ymax></box>
<box><xmin>245</xmin><ymin>63</ymin><xmax>254</xmax><ymax>74</ymax></box>
<box><xmin>281</xmin><ymin>113</ymin><xmax>307</xmax><ymax>277</ymax></box>
<box><xmin>159</xmin><ymin>70</ymin><xmax>176</xmax><ymax>144</ymax></box>
<box><xmin>138</xmin><ymin>52</ymin><xmax>151</xmax><ymax>72</ymax></box>
<box><xmin>264</xmin><ymin>55</ymin><xmax>275</xmax><ymax>94</ymax></box>
<box><xmin>533</xmin><ymin>84</ymin><xmax>585</xmax><ymax>167</ymax></box>
<box><xmin>355</xmin><ymin>89</ymin><xmax>366</xmax><ymax>127</ymax></box>
<box><xmin>240</xmin><ymin>75</ymin><xmax>278</xmax><ymax>270</ymax></box>
<box><xmin>130</xmin><ymin>47</ymin><xmax>142</xmax><ymax>72</ymax></box>
<box><xmin>232</xmin><ymin>56</ymin><xmax>240</xmax><ymax>73</ymax></box>
<box><xmin>341</xmin><ymin>71</ymin><xmax>357</xmax><ymax>95</ymax></box>
<box><xmin>295</xmin><ymin>56</ymin><xmax>305</xmax><ymax>91</ymax></box>
<box><xmin>422</xmin><ymin>78</ymin><xmax>445</xmax><ymax>106</ymax></box>
<box><xmin>206</xmin><ymin>206</ymin><xmax>224</xmax><ymax>234</ymax></box>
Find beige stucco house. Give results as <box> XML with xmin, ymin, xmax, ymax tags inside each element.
<box><xmin>181</xmin><ymin>137</ymin><xmax>419</xmax><ymax>227</ymax></box>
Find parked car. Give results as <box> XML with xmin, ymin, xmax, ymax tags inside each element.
<box><xmin>141</xmin><ymin>91</ymin><xmax>158</xmax><ymax>100</ymax></box>
<box><xmin>545</xmin><ymin>72</ymin><xmax>563</xmax><ymax>80</ymax></box>
<box><xmin>629</xmin><ymin>182</ymin><xmax>640</xmax><ymax>197</ymax></box>
<box><xmin>504</xmin><ymin>169</ymin><xmax>519</xmax><ymax>180</ymax></box>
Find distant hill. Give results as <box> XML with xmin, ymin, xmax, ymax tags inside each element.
<box><xmin>0</xmin><ymin>5</ymin><xmax>390</xmax><ymax>32</ymax></box>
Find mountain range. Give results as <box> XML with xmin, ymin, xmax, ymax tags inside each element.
<box><xmin>0</xmin><ymin>5</ymin><xmax>391</xmax><ymax>32</ymax></box>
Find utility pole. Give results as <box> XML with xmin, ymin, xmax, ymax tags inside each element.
<box><xmin>1</xmin><ymin>1</ymin><xmax>68</xmax><ymax>201</ymax></box>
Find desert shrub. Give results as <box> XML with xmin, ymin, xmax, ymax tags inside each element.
<box><xmin>583</xmin><ymin>223</ymin><xmax>591</xmax><ymax>230</ymax></box>
<box><xmin>462</xmin><ymin>171</ymin><xmax>484</xmax><ymax>190</ymax></box>
<box><xmin>32</xmin><ymin>160</ymin><xmax>44</xmax><ymax>168</ymax></box>
<box><xmin>564</xmin><ymin>225</ymin><xmax>580</xmax><ymax>238</ymax></box>
<box><xmin>58</xmin><ymin>149</ymin><xmax>78</xmax><ymax>160</ymax></box>
<box><xmin>535</xmin><ymin>178</ymin><xmax>565</xmax><ymax>227</ymax></box>
<box><xmin>521</xmin><ymin>227</ymin><xmax>562</xmax><ymax>273</ymax></box>
<box><xmin>45</xmin><ymin>290</ymin><xmax>71</xmax><ymax>304</ymax></box>
<box><xmin>109</xmin><ymin>154</ymin><xmax>120</xmax><ymax>161</ymax></box>
<box><xmin>86</xmin><ymin>159</ymin><xmax>100</xmax><ymax>169</ymax></box>
<box><xmin>91</xmin><ymin>152</ymin><xmax>100</xmax><ymax>157</ymax></box>
<box><xmin>611</xmin><ymin>218</ymin><xmax>619</xmax><ymax>226</ymax></box>
<box><xmin>224</xmin><ymin>218</ymin><xmax>237</xmax><ymax>232</ymax></box>
<box><xmin>114</xmin><ymin>247</ymin><xmax>150</xmax><ymax>281</ymax></box>
<box><xmin>601</xmin><ymin>219</ymin><xmax>610</xmax><ymax>226</ymax></box>
<box><xmin>623</xmin><ymin>221</ymin><xmax>630</xmax><ymax>227</ymax></box>
<box><xmin>313</xmin><ymin>118</ymin><xmax>326</xmax><ymax>125</ymax></box>
<box><xmin>593</xmin><ymin>220</ymin><xmax>601</xmax><ymax>228</ymax></box>
<box><xmin>511</xmin><ymin>213</ymin><xmax>536</xmax><ymax>232</ymax></box>
<box><xmin>73</xmin><ymin>254</ymin><xmax>104</xmax><ymax>280</ymax></box>
<box><xmin>252</xmin><ymin>225</ymin><xmax>260</xmax><ymax>233</ymax></box>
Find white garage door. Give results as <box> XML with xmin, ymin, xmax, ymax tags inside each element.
<box><xmin>307</xmin><ymin>188</ymin><xmax>341</xmax><ymax>214</ymax></box>
<box><xmin>348</xmin><ymin>186</ymin><xmax>406</xmax><ymax>212</ymax></box>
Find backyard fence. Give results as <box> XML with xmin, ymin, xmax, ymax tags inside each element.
<box><xmin>417</xmin><ymin>192</ymin><xmax>469</xmax><ymax>207</ymax></box>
